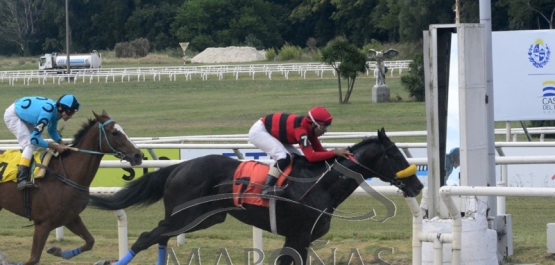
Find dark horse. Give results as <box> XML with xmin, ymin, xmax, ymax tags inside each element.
<box><xmin>89</xmin><ymin>128</ymin><xmax>423</xmax><ymax>265</ymax></box>
<box><xmin>0</xmin><ymin>110</ymin><xmax>143</xmax><ymax>265</ymax></box>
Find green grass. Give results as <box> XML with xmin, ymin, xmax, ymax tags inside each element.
<box><xmin>0</xmin><ymin>72</ymin><xmax>427</xmax><ymax>141</ymax></box>
<box><xmin>1</xmin><ymin>197</ymin><xmax>554</xmax><ymax>264</ymax></box>
<box><xmin>0</xmin><ymin>62</ymin><xmax>554</xmax><ymax>264</ymax></box>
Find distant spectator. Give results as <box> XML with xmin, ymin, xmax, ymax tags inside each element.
<box><xmin>445</xmin><ymin>147</ymin><xmax>460</xmax><ymax>183</ymax></box>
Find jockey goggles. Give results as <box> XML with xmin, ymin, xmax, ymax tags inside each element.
<box><xmin>308</xmin><ymin>111</ymin><xmax>329</xmax><ymax>132</ymax></box>
<box><xmin>64</xmin><ymin>109</ymin><xmax>76</xmax><ymax>116</ymax></box>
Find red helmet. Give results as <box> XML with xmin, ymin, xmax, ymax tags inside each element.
<box><xmin>307</xmin><ymin>106</ymin><xmax>332</xmax><ymax>126</ymax></box>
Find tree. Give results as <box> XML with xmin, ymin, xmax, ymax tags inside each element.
<box><xmin>0</xmin><ymin>0</ymin><xmax>41</xmax><ymax>55</ymax></box>
<box><xmin>125</xmin><ymin>3</ymin><xmax>178</xmax><ymax>51</ymax></box>
<box><xmin>329</xmin><ymin>0</ymin><xmax>382</xmax><ymax>47</ymax></box>
<box><xmin>288</xmin><ymin>0</ymin><xmax>338</xmax><ymax>47</ymax></box>
<box><xmin>370</xmin><ymin>0</ymin><xmax>402</xmax><ymax>42</ymax></box>
<box><xmin>398</xmin><ymin>0</ymin><xmax>453</xmax><ymax>42</ymax></box>
<box><xmin>401</xmin><ymin>53</ymin><xmax>425</xmax><ymax>101</ymax></box>
<box><xmin>172</xmin><ymin>0</ymin><xmax>287</xmax><ymax>52</ymax></box>
<box><xmin>497</xmin><ymin>0</ymin><xmax>555</xmax><ymax>29</ymax></box>
<box><xmin>320</xmin><ymin>37</ymin><xmax>368</xmax><ymax>104</ymax></box>
<box><xmin>81</xmin><ymin>0</ymin><xmax>134</xmax><ymax>51</ymax></box>
<box><xmin>458</xmin><ymin>0</ymin><xmax>480</xmax><ymax>23</ymax></box>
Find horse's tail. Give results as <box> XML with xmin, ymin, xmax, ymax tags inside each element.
<box><xmin>89</xmin><ymin>163</ymin><xmax>180</xmax><ymax>210</ymax></box>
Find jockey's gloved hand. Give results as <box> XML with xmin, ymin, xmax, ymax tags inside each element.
<box><xmin>334</xmin><ymin>148</ymin><xmax>351</xmax><ymax>158</ymax></box>
<box><xmin>51</xmin><ymin>143</ymin><xmax>69</xmax><ymax>153</ymax></box>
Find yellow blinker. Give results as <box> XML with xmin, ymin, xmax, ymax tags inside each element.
<box><xmin>396</xmin><ymin>164</ymin><xmax>417</xmax><ymax>179</ymax></box>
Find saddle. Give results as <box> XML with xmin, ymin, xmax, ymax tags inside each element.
<box><xmin>232</xmin><ymin>161</ymin><xmax>292</xmax><ymax>207</ymax></box>
<box><xmin>0</xmin><ymin>150</ymin><xmax>54</xmax><ymax>184</ymax></box>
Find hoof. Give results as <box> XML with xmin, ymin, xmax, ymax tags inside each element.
<box><xmin>94</xmin><ymin>260</ymin><xmax>111</xmax><ymax>265</ymax></box>
<box><xmin>46</xmin><ymin>247</ymin><xmax>62</xmax><ymax>257</ymax></box>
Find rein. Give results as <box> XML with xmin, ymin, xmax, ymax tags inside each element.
<box><xmin>301</xmin><ymin>143</ymin><xmax>412</xmax><ymax>200</ymax></box>
<box><xmin>69</xmin><ymin>119</ymin><xmax>123</xmax><ymax>158</ymax></box>
<box><xmin>346</xmin><ymin>143</ymin><xmax>412</xmax><ymax>189</ymax></box>
<box><xmin>36</xmin><ymin>163</ymin><xmax>88</xmax><ymax>191</ymax></box>
<box><xmin>346</xmin><ymin>144</ymin><xmax>395</xmax><ymax>178</ymax></box>
<box><xmin>40</xmin><ymin>119</ymin><xmax>123</xmax><ymax>192</ymax></box>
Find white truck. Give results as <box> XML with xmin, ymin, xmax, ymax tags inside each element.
<box><xmin>39</xmin><ymin>50</ymin><xmax>102</xmax><ymax>71</ymax></box>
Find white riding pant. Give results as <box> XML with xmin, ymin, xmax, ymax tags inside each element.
<box><xmin>248</xmin><ymin>120</ymin><xmax>302</xmax><ymax>163</ymax></box>
<box><xmin>4</xmin><ymin>104</ymin><xmax>37</xmax><ymax>160</ymax></box>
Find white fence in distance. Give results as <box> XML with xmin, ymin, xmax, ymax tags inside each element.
<box><xmin>0</xmin><ymin>60</ymin><xmax>413</xmax><ymax>86</ymax></box>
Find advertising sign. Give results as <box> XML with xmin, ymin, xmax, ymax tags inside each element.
<box><xmin>493</xmin><ymin>30</ymin><xmax>555</xmax><ymax>121</ymax></box>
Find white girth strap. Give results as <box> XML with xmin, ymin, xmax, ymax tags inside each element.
<box><xmin>269</xmin><ymin>195</ymin><xmax>278</xmax><ymax>234</ymax></box>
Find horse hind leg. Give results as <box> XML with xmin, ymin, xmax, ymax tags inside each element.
<box><xmin>113</xmin><ymin>219</ymin><xmax>176</xmax><ymax>265</ymax></box>
<box><xmin>274</xmin><ymin>237</ymin><xmax>311</xmax><ymax>265</ymax></box>
<box><xmin>47</xmin><ymin>215</ymin><xmax>94</xmax><ymax>260</ymax></box>
<box><xmin>116</xmin><ymin>209</ymin><xmax>224</xmax><ymax>265</ymax></box>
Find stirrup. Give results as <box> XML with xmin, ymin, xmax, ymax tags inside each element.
<box><xmin>17</xmin><ymin>181</ymin><xmax>38</xmax><ymax>190</ymax></box>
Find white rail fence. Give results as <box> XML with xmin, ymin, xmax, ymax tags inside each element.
<box><xmin>405</xmin><ymin>187</ymin><xmax>555</xmax><ymax>265</ymax></box>
<box><xmin>2</xmin><ymin>129</ymin><xmax>555</xmax><ymax>261</ymax></box>
<box><xmin>0</xmin><ymin>60</ymin><xmax>413</xmax><ymax>86</ymax></box>
<box><xmin>53</xmin><ymin>140</ymin><xmax>555</xmax><ymax>260</ymax></box>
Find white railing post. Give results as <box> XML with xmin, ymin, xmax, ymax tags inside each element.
<box><xmin>114</xmin><ymin>209</ymin><xmax>128</xmax><ymax>259</ymax></box>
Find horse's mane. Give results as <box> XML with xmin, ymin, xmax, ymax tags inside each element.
<box><xmin>70</xmin><ymin>118</ymin><xmax>97</xmax><ymax>146</ymax></box>
<box><xmin>291</xmin><ymin>137</ymin><xmax>381</xmax><ymax>170</ymax></box>
<box><xmin>349</xmin><ymin>137</ymin><xmax>379</xmax><ymax>153</ymax></box>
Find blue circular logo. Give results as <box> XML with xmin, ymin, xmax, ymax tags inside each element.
<box><xmin>528</xmin><ymin>39</ymin><xmax>550</xmax><ymax>68</ymax></box>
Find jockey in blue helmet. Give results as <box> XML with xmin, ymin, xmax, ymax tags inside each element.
<box><xmin>4</xmin><ymin>94</ymin><xmax>80</xmax><ymax>190</ymax></box>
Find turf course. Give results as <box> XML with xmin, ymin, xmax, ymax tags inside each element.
<box><xmin>0</xmin><ymin>71</ymin><xmax>553</xmax><ymax>264</ymax></box>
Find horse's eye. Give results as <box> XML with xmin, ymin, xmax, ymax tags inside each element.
<box><xmin>111</xmin><ymin>131</ymin><xmax>119</xmax><ymax>136</ymax></box>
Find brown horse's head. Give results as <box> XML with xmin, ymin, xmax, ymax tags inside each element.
<box><xmin>93</xmin><ymin>110</ymin><xmax>144</xmax><ymax>166</ymax></box>
<box><xmin>71</xmin><ymin>110</ymin><xmax>143</xmax><ymax>166</ymax></box>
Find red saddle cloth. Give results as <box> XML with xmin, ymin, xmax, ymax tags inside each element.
<box><xmin>233</xmin><ymin>161</ymin><xmax>291</xmax><ymax>207</ymax></box>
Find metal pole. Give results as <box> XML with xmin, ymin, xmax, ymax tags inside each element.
<box><xmin>65</xmin><ymin>0</ymin><xmax>70</xmax><ymax>76</ymax></box>
<box><xmin>480</xmin><ymin>0</ymin><xmax>496</xmax><ymax>218</ymax></box>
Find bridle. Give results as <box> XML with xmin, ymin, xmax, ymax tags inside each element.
<box><xmin>299</xmin><ymin>142</ymin><xmax>411</xmax><ymax>201</ymax></box>
<box><xmin>69</xmin><ymin>119</ymin><xmax>124</xmax><ymax>159</ymax></box>
<box><xmin>346</xmin><ymin>143</ymin><xmax>409</xmax><ymax>189</ymax></box>
<box><xmin>39</xmin><ymin>119</ymin><xmax>125</xmax><ymax>191</ymax></box>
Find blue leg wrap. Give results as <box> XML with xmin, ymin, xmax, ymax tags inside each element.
<box><xmin>156</xmin><ymin>245</ymin><xmax>167</xmax><ymax>265</ymax></box>
<box><xmin>61</xmin><ymin>247</ymin><xmax>82</xmax><ymax>259</ymax></box>
<box><xmin>114</xmin><ymin>250</ymin><xmax>136</xmax><ymax>265</ymax></box>
<box><xmin>9</xmin><ymin>263</ymin><xmax>23</xmax><ymax>265</ymax></box>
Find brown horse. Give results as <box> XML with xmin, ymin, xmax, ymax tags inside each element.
<box><xmin>0</xmin><ymin>110</ymin><xmax>143</xmax><ymax>265</ymax></box>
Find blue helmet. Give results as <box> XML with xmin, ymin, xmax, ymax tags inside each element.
<box><xmin>57</xmin><ymin>94</ymin><xmax>80</xmax><ymax>113</ymax></box>
<box><xmin>448</xmin><ymin>147</ymin><xmax>460</xmax><ymax>163</ymax></box>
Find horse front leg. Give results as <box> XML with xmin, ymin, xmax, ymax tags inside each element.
<box><xmin>274</xmin><ymin>237</ymin><xmax>311</xmax><ymax>265</ymax></box>
<box><xmin>46</xmin><ymin>215</ymin><xmax>94</xmax><ymax>260</ymax></box>
<box><xmin>21</xmin><ymin>222</ymin><xmax>52</xmax><ymax>265</ymax></box>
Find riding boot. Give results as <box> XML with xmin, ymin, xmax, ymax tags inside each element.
<box><xmin>260</xmin><ymin>166</ymin><xmax>283</xmax><ymax>196</ymax></box>
<box><xmin>16</xmin><ymin>165</ymin><xmax>38</xmax><ymax>190</ymax></box>
<box><xmin>261</xmin><ymin>175</ymin><xmax>278</xmax><ymax>196</ymax></box>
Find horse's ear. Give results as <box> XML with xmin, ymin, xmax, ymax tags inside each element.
<box><xmin>377</xmin><ymin>127</ymin><xmax>386</xmax><ymax>141</ymax></box>
<box><xmin>92</xmin><ymin>111</ymin><xmax>100</xmax><ymax>120</ymax></box>
<box><xmin>102</xmin><ymin>110</ymin><xmax>109</xmax><ymax>117</ymax></box>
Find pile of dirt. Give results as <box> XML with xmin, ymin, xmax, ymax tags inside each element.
<box><xmin>191</xmin><ymin>46</ymin><xmax>266</xmax><ymax>64</ymax></box>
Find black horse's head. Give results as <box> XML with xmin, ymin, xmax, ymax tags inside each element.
<box><xmin>349</xmin><ymin>128</ymin><xmax>423</xmax><ymax>197</ymax></box>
